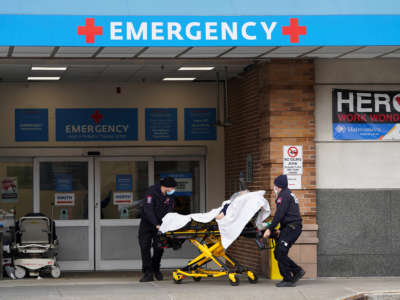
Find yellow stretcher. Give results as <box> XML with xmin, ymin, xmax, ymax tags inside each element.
<box><xmin>158</xmin><ymin>221</ymin><xmax>271</xmax><ymax>286</ymax></box>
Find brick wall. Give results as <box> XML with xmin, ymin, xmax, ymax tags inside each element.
<box><xmin>225</xmin><ymin>59</ymin><xmax>316</xmax><ymax>275</ymax></box>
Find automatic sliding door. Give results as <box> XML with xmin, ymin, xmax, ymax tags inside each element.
<box><xmin>95</xmin><ymin>158</ymin><xmax>151</xmax><ymax>270</ymax></box>
<box><xmin>37</xmin><ymin>158</ymin><xmax>94</xmax><ymax>271</ymax></box>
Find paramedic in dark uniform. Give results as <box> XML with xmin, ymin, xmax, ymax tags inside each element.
<box><xmin>138</xmin><ymin>176</ymin><xmax>177</xmax><ymax>282</ymax></box>
<box><xmin>263</xmin><ymin>174</ymin><xmax>305</xmax><ymax>287</ymax></box>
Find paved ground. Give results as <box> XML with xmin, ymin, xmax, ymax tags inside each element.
<box><xmin>0</xmin><ymin>272</ymin><xmax>399</xmax><ymax>300</ymax></box>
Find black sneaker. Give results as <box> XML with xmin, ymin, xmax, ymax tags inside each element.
<box><xmin>275</xmin><ymin>280</ymin><xmax>296</xmax><ymax>287</ymax></box>
<box><xmin>139</xmin><ymin>273</ymin><xmax>154</xmax><ymax>282</ymax></box>
<box><xmin>292</xmin><ymin>269</ymin><xmax>305</xmax><ymax>283</ymax></box>
<box><xmin>154</xmin><ymin>271</ymin><xmax>163</xmax><ymax>281</ymax></box>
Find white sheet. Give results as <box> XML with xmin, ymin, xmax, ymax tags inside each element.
<box><xmin>159</xmin><ymin>191</ymin><xmax>270</xmax><ymax>249</ymax></box>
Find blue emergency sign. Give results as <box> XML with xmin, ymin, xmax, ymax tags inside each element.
<box><xmin>1</xmin><ymin>15</ymin><xmax>400</xmax><ymax>46</ymax></box>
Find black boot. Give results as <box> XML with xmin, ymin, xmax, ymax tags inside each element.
<box><xmin>139</xmin><ymin>273</ymin><xmax>154</xmax><ymax>282</ymax></box>
<box><xmin>154</xmin><ymin>271</ymin><xmax>163</xmax><ymax>281</ymax></box>
<box><xmin>292</xmin><ymin>269</ymin><xmax>305</xmax><ymax>283</ymax></box>
<box><xmin>276</xmin><ymin>280</ymin><xmax>296</xmax><ymax>287</ymax></box>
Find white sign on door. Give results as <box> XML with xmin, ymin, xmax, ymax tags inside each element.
<box><xmin>283</xmin><ymin>145</ymin><xmax>303</xmax><ymax>175</ymax></box>
<box><xmin>55</xmin><ymin>193</ymin><xmax>75</xmax><ymax>206</ymax></box>
<box><xmin>113</xmin><ymin>192</ymin><xmax>133</xmax><ymax>205</ymax></box>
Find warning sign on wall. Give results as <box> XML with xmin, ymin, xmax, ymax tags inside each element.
<box><xmin>283</xmin><ymin>146</ymin><xmax>303</xmax><ymax>175</ymax></box>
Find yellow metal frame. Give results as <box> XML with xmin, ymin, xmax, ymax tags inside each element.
<box><xmin>165</xmin><ymin>230</ymin><xmax>258</xmax><ymax>286</ymax></box>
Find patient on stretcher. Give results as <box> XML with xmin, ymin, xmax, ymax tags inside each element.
<box><xmin>159</xmin><ymin>190</ymin><xmax>270</xmax><ymax>249</ymax></box>
<box><xmin>215</xmin><ymin>190</ymin><xmax>249</xmax><ymax>220</ymax></box>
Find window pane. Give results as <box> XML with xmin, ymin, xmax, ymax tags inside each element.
<box><xmin>155</xmin><ymin>161</ymin><xmax>200</xmax><ymax>214</ymax></box>
<box><xmin>100</xmin><ymin>161</ymin><xmax>148</xmax><ymax>219</ymax></box>
<box><xmin>0</xmin><ymin>161</ymin><xmax>33</xmax><ymax>219</ymax></box>
<box><xmin>40</xmin><ymin>162</ymin><xmax>88</xmax><ymax>220</ymax></box>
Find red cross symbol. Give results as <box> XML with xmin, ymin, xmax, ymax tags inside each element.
<box><xmin>282</xmin><ymin>18</ymin><xmax>307</xmax><ymax>43</ymax></box>
<box><xmin>91</xmin><ymin>110</ymin><xmax>104</xmax><ymax>124</ymax></box>
<box><xmin>77</xmin><ymin>18</ymin><xmax>103</xmax><ymax>44</ymax></box>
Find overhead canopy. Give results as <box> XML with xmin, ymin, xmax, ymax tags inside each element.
<box><xmin>1</xmin><ymin>0</ymin><xmax>400</xmax><ymax>16</ymax></box>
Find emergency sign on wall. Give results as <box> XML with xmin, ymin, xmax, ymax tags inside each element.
<box><xmin>56</xmin><ymin>108</ymin><xmax>138</xmax><ymax>141</ymax></box>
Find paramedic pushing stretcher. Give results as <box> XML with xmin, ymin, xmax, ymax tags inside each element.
<box><xmin>263</xmin><ymin>175</ymin><xmax>305</xmax><ymax>287</ymax></box>
<box><xmin>138</xmin><ymin>176</ymin><xmax>177</xmax><ymax>283</ymax></box>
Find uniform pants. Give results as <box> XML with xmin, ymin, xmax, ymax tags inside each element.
<box><xmin>274</xmin><ymin>224</ymin><xmax>302</xmax><ymax>282</ymax></box>
<box><xmin>138</xmin><ymin>226</ymin><xmax>164</xmax><ymax>274</ymax></box>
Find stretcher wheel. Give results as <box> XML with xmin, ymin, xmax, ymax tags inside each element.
<box><xmin>172</xmin><ymin>272</ymin><xmax>183</xmax><ymax>284</ymax></box>
<box><xmin>193</xmin><ymin>276</ymin><xmax>202</xmax><ymax>282</ymax></box>
<box><xmin>247</xmin><ymin>271</ymin><xmax>258</xmax><ymax>284</ymax></box>
<box><xmin>228</xmin><ymin>273</ymin><xmax>240</xmax><ymax>286</ymax></box>
<box><xmin>14</xmin><ymin>266</ymin><xmax>26</xmax><ymax>279</ymax></box>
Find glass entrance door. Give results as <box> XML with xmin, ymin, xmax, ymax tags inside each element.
<box><xmin>36</xmin><ymin>157</ymin><xmax>94</xmax><ymax>271</ymax></box>
<box><xmin>95</xmin><ymin>156</ymin><xmax>205</xmax><ymax>270</ymax></box>
<box><xmin>35</xmin><ymin>154</ymin><xmax>205</xmax><ymax>271</ymax></box>
<box><xmin>94</xmin><ymin>157</ymin><xmax>151</xmax><ymax>270</ymax></box>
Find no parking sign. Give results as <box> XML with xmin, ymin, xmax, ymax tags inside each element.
<box><xmin>283</xmin><ymin>146</ymin><xmax>303</xmax><ymax>175</ymax></box>
<box><xmin>283</xmin><ymin>146</ymin><xmax>303</xmax><ymax>190</ymax></box>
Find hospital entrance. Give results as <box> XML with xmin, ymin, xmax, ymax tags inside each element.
<box><xmin>0</xmin><ymin>47</ymin><xmax>256</xmax><ymax>272</ymax></box>
<box><xmin>1</xmin><ymin>151</ymin><xmax>206</xmax><ymax>271</ymax></box>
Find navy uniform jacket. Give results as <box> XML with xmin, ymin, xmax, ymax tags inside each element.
<box><xmin>140</xmin><ymin>183</ymin><xmax>174</xmax><ymax>229</ymax></box>
<box><xmin>267</xmin><ymin>188</ymin><xmax>302</xmax><ymax>230</ymax></box>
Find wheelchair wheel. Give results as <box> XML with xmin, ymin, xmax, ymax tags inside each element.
<box><xmin>51</xmin><ymin>264</ymin><xmax>61</xmax><ymax>278</ymax></box>
<box><xmin>192</xmin><ymin>276</ymin><xmax>202</xmax><ymax>282</ymax></box>
<box><xmin>15</xmin><ymin>266</ymin><xmax>26</xmax><ymax>279</ymax></box>
<box><xmin>228</xmin><ymin>273</ymin><xmax>240</xmax><ymax>286</ymax></box>
<box><xmin>172</xmin><ymin>272</ymin><xmax>183</xmax><ymax>284</ymax></box>
<box><xmin>247</xmin><ymin>271</ymin><xmax>258</xmax><ymax>284</ymax></box>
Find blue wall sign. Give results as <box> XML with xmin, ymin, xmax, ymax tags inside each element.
<box><xmin>185</xmin><ymin>108</ymin><xmax>217</xmax><ymax>141</ymax></box>
<box><xmin>56</xmin><ymin>174</ymin><xmax>73</xmax><ymax>192</ymax></box>
<box><xmin>146</xmin><ymin>108</ymin><xmax>177</xmax><ymax>141</ymax></box>
<box><xmin>2</xmin><ymin>15</ymin><xmax>400</xmax><ymax>46</ymax></box>
<box><xmin>56</xmin><ymin>108</ymin><xmax>138</xmax><ymax>141</ymax></box>
<box><xmin>15</xmin><ymin>109</ymin><xmax>48</xmax><ymax>142</ymax></box>
<box><xmin>116</xmin><ymin>174</ymin><xmax>133</xmax><ymax>191</ymax></box>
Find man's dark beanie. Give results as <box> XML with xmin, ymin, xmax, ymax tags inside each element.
<box><xmin>160</xmin><ymin>176</ymin><xmax>177</xmax><ymax>188</ymax></box>
<box><xmin>274</xmin><ymin>174</ymin><xmax>288</xmax><ymax>189</ymax></box>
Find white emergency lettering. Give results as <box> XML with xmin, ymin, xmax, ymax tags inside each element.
<box><xmin>108</xmin><ymin>21</ymin><xmax>277</xmax><ymax>42</ymax></box>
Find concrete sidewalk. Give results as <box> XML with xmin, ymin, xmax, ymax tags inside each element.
<box><xmin>0</xmin><ymin>272</ymin><xmax>399</xmax><ymax>300</ymax></box>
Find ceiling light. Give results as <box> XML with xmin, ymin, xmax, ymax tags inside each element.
<box><xmin>178</xmin><ymin>67</ymin><xmax>214</xmax><ymax>71</ymax></box>
<box><xmin>28</xmin><ymin>76</ymin><xmax>61</xmax><ymax>81</ymax></box>
<box><xmin>31</xmin><ymin>66</ymin><xmax>67</xmax><ymax>71</ymax></box>
<box><xmin>162</xmin><ymin>77</ymin><xmax>196</xmax><ymax>81</ymax></box>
